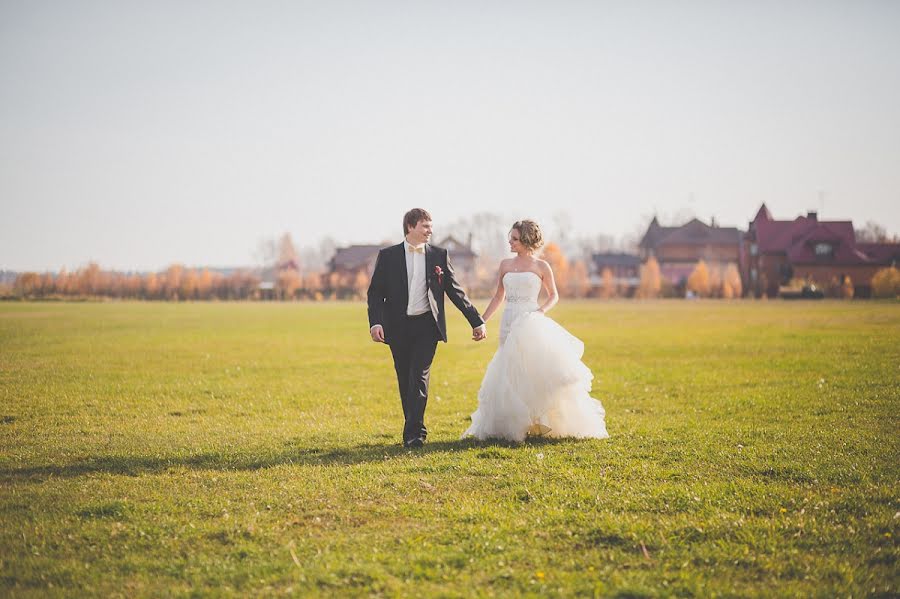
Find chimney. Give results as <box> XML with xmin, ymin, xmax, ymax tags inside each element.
<box><xmin>807</xmin><ymin>211</ymin><xmax>818</xmax><ymax>221</ymax></box>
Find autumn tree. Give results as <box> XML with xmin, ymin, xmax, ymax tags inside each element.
<box><xmin>180</xmin><ymin>268</ymin><xmax>199</xmax><ymax>300</ymax></box>
<box><xmin>196</xmin><ymin>269</ymin><xmax>214</xmax><ymax>300</ymax></box>
<box><xmin>687</xmin><ymin>260</ymin><xmax>710</xmax><ymax>297</ymax></box>
<box><xmin>225</xmin><ymin>269</ymin><xmax>259</xmax><ymax>300</ymax></box>
<box><xmin>637</xmin><ymin>257</ymin><xmax>661</xmax><ymax>299</ymax></box>
<box><xmin>541</xmin><ymin>243</ymin><xmax>569</xmax><ymax>296</ymax></box>
<box><xmin>722</xmin><ymin>263</ymin><xmax>742</xmax><ymax>299</ymax></box>
<box><xmin>600</xmin><ymin>267</ymin><xmax>616</xmax><ymax>299</ymax></box>
<box><xmin>871</xmin><ymin>266</ymin><xmax>900</xmax><ymax>298</ymax></box>
<box><xmin>14</xmin><ymin>272</ymin><xmax>40</xmax><ymax>298</ymax></box>
<box><xmin>277</xmin><ymin>233</ymin><xmax>300</xmax><ymax>268</ymax></box>
<box><xmin>78</xmin><ymin>262</ymin><xmax>101</xmax><ymax>296</ymax></box>
<box><xmin>841</xmin><ymin>276</ymin><xmax>854</xmax><ymax>299</ymax></box>
<box><xmin>143</xmin><ymin>272</ymin><xmax>160</xmax><ymax>299</ymax></box>
<box><xmin>303</xmin><ymin>272</ymin><xmax>322</xmax><ymax>298</ymax></box>
<box><xmin>163</xmin><ymin>264</ymin><xmax>184</xmax><ymax>300</ymax></box>
<box><xmin>56</xmin><ymin>269</ymin><xmax>72</xmax><ymax>295</ymax></box>
<box><xmin>708</xmin><ymin>265</ymin><xmax>723</xmax><ymax>298</ymax></box>
<box><xmin>277</xmin><ymin>269</ymin><xmax>302</xmax><ymax>300</ymax></box>
<box><xmin>568</xmin><ymin>260</ymin><xmax>590</xmax><ymax>298</ymax></box>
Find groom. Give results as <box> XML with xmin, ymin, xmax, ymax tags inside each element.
<box><xmin>368</xmin><ymin>208</ymin><xmax>487</xmax><ymax>447</ymax></box>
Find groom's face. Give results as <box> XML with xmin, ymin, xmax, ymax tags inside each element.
<box><xmin>407</xmin><ymin>219</ymin><xmax>433</xmax><ymax>245</ymax></box>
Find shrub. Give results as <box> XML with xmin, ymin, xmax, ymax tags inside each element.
<box><xmin>871</xmin><ymin>267</ymin><xmax>900</xmax><ymax>298</ymax></box>
<box><xmin>687</xmin><ymin>260</ymin><xmax>710</xmax><ymax>297</ymax></box>
<box><xmin>841</xmin><ymin>276</ymin><xmax>854</xmax><ymax>299</ymax></box>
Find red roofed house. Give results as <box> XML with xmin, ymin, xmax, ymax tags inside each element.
<box><xmin>329</xmin><ymin>235</ymin><xmax>477</xmax><ymax>281</ymax></box>
<box><xmin>744</xmin><ymin>204</ymin><xmax>900</xmax><ymax>298</ymax></box>
<box><xmin>329</xmin><ymin>244</ymin><xmax>387</xmax><ymax>278</ymax></box>
<box><xmin>639</xmin><ymin>216</ymin><xmax>745</xmax><ymax>291</ymax></box>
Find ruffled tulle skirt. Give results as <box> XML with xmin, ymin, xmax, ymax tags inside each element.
<box><xmin>462</xmin><ymin>312</ymin><xmax>609</xmax><ymax>442</ymax></box>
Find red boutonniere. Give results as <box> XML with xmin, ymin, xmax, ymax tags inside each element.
<box><xmin>434</xmin><ymin>265</ymin><xmax>443</xmax><ymax>286</ymax></box>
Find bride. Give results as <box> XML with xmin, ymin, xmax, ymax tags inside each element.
<box><xmin>462</xmin><ymin>219</ymin><xmax>609</xmax><ymax>442</ymax></box>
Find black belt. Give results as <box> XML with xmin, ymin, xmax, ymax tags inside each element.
<box><xmin>406</xmin><ymin>312</ymin><xmax>433</xmax><ymax>320</ymax></box>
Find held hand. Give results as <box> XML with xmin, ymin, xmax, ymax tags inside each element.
<box><xmin>472</xmin><ymin>324</ymin><xmax>487</xmax><ymax>341</ymax></box>
<box><xmin>370</xmin><ymin>325</ymin><xmax>385</xmax><ymax>343</ymax></box>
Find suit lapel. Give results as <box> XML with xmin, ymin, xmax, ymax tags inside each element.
<box><xmin>424</xmin><ymin>244</ymin><xmax>440</xmax><ymax>321</ymax></box>
<box><xmin>397</xmin><ymin>243</ymin><xmax>408</xmax><ymax>303</ymax></box>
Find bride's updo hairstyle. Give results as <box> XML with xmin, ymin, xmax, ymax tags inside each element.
<box><xmin>511</xmin><ymin>220</ymin><xmax>544</xmax><ymax>253</ymax></box>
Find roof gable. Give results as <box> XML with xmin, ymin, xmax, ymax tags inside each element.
<box><xmin>753</xmin><ymin>203</ymin><xmax>773</xmax><ymax>222</ymax></box>
<box><xmin>592</xmin><ymin>253</ymin><xmax>642</xmax><ymax>268</ymax></box>
<box><xmin>331</xmin><ymin>245</ymin><xmax>385</xmax><ymax>270</ymax></box>
<box><xmin>642</xmin><ymin>216</ymin><xmax>742</xmax><ymax>249</ymax></box>
<box><xmin>436</xmin><ymin>235</ymin><xmax>476</xmax><ymax>257</ymax></box>
<box><xmin>656</xmin><ymin>219</ymin><xmax>741</xmax><ymax>246</ymax></box>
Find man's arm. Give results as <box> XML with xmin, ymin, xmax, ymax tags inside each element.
<box><xmin>367</xmin><ymin>250</ymin><xmax>388</xmax><ymax>341</ymax></box>
<box><xmin>442</xmin><ymin>250</ymin><xmax>484</xmax><ymax>330</ymax></box>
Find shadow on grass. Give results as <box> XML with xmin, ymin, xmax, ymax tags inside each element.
<box><xmin>0</xmin><ymin>436</ymin><xmax>577</xmax><ymax>481</ymax></box>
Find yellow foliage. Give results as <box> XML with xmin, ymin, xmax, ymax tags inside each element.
<box><xmin>723</xmin><ymin>264</ymin><xmax>742</xmax><ymax>298</ymax></box>
<box><xmin>600</xmin><ymin>268</ymin><xmax>615</xmax><ymax>299</ymax></box>
<box><xmin>541</xmin><ymin>243</ymin><xmax>569</xmax><ymax>295</ymax></box>
<box><xmin>637</xmin><ymin>257</ymin><xmax>661</xmax><ymax>299</ymax></box>
<box><xmin>841</xmin><ymin>276</ymin><xmax>854</xmax><ymax>299</ymax></box>
<box><xmin>871</xmin><ymin>267</ymin><xmax>900</xmax><ymax>298</ymax></box>
<box><xmin>568</xmin><ymin>260</ymin><xmax>590</xmax><ymax>298</ymax></box>
<box><xmin>687</xmin><ymin>260</ymin><xmax>710</xmax><ymax>297</ymax></box>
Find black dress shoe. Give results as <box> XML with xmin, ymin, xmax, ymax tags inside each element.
<box><xmin>404</xmin><ymin>438</ymin><xmax>424</xmax><ymax>448</ymax></box>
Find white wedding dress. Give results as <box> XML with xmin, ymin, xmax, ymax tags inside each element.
<box><xmin>462</xmin><ymin>271</ymin><xmax>609</xmax><ymax>442</ymax></box>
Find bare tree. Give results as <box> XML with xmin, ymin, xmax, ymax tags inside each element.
<box><xmin>855</xmin><ymin>221</ymin><xmax>897</xmax><ymax>243</ymax></box>
<box><xmin>637</xmin><ymin>257</ymin><xmax>661</xmax><ymax>299</ymax></box>
<box><xmin>277</xmin><ymin>233</ymin><xmax>300</xmax><ymax>271</ymax></box>
<box><xmin>254</xmin><ymin>237</ymin><xmax>278</xmax><ymax>268</ymax></box>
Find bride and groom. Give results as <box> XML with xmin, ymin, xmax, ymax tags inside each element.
<box><xmin>367</xmin><ymin>208</ymin><xmax>608</xmax><ymax>447</ymax></box>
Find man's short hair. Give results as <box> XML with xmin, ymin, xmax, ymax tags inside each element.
<box><xmin>403</xmin><ymin>208</ymin><xmax>432</xmax><ymax>236</ymax></box>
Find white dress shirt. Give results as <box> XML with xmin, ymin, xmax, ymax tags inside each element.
<box><xmin>404</xmin><ymin>240</ymin><xmax>430</xmax><ymax>316</ymax></box>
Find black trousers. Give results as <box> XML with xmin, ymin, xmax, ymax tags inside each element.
<box><xmin>388</xmin><ymin>313</ymin><xmax>440</xmax><ymax>444</ymax></box>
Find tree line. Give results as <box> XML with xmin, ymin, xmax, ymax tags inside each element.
<box><xmin>7</xmin><ymin>257</ymin><xmax>896</xmax><ymax>301</ymax></box>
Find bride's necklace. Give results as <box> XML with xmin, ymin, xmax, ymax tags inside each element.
<box><xmin>510</xmin><ymin>256</ymin><xmax>535</xmax><ymax>272</ymax></box>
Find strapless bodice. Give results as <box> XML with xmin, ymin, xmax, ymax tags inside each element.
<box><xmin>499</xmin><ymin>271</ymin><xmax>542</xmax><ymax>344</ymax></box>
<box><xmin>503</xmin><ymin>271</ymin><xmax>542</xmax><ymax>304</ymax></box>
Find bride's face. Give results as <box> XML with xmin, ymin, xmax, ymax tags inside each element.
<box><xmin>509</xmin><ymin>229</ymin><xmax>525</xmax><ymax>253</ymax></box>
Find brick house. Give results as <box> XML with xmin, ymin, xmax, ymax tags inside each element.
<box><xmin>591</xmin><ymin>253</ymin><xmax>642</xmax><ymax>296</ymax></box>
<box><xmin>329</xmin><ymin>244</ymin><xmax>386</xmax><ymax>278</ymax></box>
<box><xmin>639</xmin><ymin>216</ymin><xmax>744</xmax><ymax>290</ymax></box>
<box><xmin>328</xmin><ymin>235</ymin><xmax>477</xmax><ymax>281</ymax></box>
<box><xmin>744</xmin><ymin>203</ymin><xmax>900</xmax><ymax>298</ymax></box>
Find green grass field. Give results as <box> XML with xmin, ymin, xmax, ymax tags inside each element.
<box><xmin>1</xmin><ymin>300</ymin><xmax>898</xmax><ymax>597</ymax></box>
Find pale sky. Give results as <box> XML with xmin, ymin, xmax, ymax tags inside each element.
<box><xmin>2</xmin><ymin>0</ymin><xmax>899</xmax><ymax>271</ymax></box>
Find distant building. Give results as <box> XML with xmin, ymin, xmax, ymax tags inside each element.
<box><xmin>744</xmin><ymin>203</ymin><xmax>900</xmax><ymax>297</ymax></box>
<box><xmin>257</xmin><ymin>256</ymin><xmax>302</xmax><ymax>299</ymax></box>
<box><xmin>329</xmin><ymin>244</ymin><xmax>386</xmax><ymax>278</ymax></box>
<box><xmin>639</xmin><ymin>216</ymin><xmax>744</xmax><ymax>290</ymax></box>
<box><xmin>437</xmin><ymin>234</ymin><xmax>477</xmax><ymax>280</ymax></box>
<box><xmin>591</xmin><ymin>253</ymin><xmax>641</xmax><ymax>296</ymax></box>
<box><xmin>328</xmin><ymin>235</ymin><xmax>477</xmax><ymax>280</ymax></box>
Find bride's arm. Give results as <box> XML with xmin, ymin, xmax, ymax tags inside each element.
<box><xmin>481</xmin><ymin>263</ymin><xmax>507</xmax><ymax>322</ymax></box>
<box><xmin>537</xmin><ymin>260</ymin><xmax>559</xmax><ymax>314</ymax></box>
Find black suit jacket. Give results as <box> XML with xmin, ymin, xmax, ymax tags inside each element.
<box><xmin>367</xmin><ymin>243</ymin><xmax>484</xmax><ymax>343</ymax></box>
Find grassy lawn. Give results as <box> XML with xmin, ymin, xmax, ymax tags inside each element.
<box><xmin>0</xmin><ymin>300</ymin><xmax>898</xmax><ymax>597</ymax></box>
